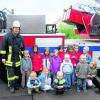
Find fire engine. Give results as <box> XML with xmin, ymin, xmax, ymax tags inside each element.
<box><xmin>63</xmin><ymin>6</ymin><xmax>100</xmax><ymax>39</ymax></box>
<box><xmin>0</xmin><ymin>9</ymin><xmax>65</xmax><ymax>52</ymax></box>
<box><xmin>0</xmin><ymin>9</ymin><xmax>65</xmax><ymax>82</ymax></box>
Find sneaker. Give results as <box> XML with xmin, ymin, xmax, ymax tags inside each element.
<box><xmin>28</xmin><ymin>89</ymin><xmax>32</xmax><ymax>95</ymax></box>
<box><xmin>95</xmin><ymin>89</ymin><xmax>100</xmax><ymax>94</ymax></box>
<box><xmin>9</xmin><ymin>87</ymin><xmax>15</xmax><ymax>93</ymax></box>
<box><xmin>77</xmin><ymin>89</ymin><xmax>80</xmax><ymax>93</ymax></box>
<box><xmin>15</xmin><ymin>86</ymin><xmax>19</xmax><ymax>90</ymax></box>
<box><xmin>83</xmin><ymin>89</ymin><xmax>87</xmax><ymax>93</ymax></box>
<box><xmin>35</xmin><ymin>88</ymin><xmax>39</xmax><ymax>93</ymax></box>
<box><xmin>21</xmin><ymin>85</ymin><xmax>25</xmax><ymax>89</ymax></box>
<box><xmin>50</xmin><ymin>87</ymin><xmax>54</xmax><ymax>91</ymax></box>
<box><xmin>14</xmin><ymin>84</ymin><xmax>20</xmax><ymax>90</ymax></box>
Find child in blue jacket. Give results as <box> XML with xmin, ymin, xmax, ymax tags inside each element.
<box><xmin>27</xmin><ymin>71</ymin><xmax>41</xmax><ymax>95</ymax></box>
<box><xmin>38</xmin><ymin>67</ymin><xmax>52</xmax><ymax>91</ymax></box>
<box><xmin>21</xmin><ymin>50</ymin><xmax>32</xmax><ymax>88</ymax></box>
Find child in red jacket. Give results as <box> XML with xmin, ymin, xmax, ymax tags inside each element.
<box><xmin>58</xmin><ymin>45</ymin><xmax>65</xmax><ymax>62</ymax></box>
<box><xmin>31</xmin><ymin>45</ymin><xmax>43</xmax><ymax>76</ymax></box>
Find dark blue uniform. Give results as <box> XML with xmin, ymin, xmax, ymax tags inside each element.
<box><xmin>1</xmin><ymin>32</ymin><xmax>24</xmax><ymax>91</ymax></box>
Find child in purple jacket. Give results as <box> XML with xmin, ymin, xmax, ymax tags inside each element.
<box><xmin>50</xmin><ymin>49</ymin><xmax>62</xmax><ymax>82</ymax></box>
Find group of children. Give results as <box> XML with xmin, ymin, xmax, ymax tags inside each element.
<box><xmin>20</xmin><ymin>44</ymin><xmax>98</xmax><ymax>95</ymax></box>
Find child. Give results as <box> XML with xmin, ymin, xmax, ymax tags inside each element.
<box><xmin>73</xmin><ymin>44</ymin><xmax>80</xmax><ymax>66</ymax></box>
<box><xmin>60</xmin><ymin>54</ymin><xmax>73</xmax><ymax>88</ymax></box>
<box><xmin>50</xmin><ymin>49</ymin><xmax>62</xmax><ymax>81</ymax></box>
<box><xmin>31</xmin><ymin>45</ymin><xmax>43</xmax><ymax>75</ymax></box>
<box><xmin>27</xmin><ymin>71</ymin><xmax>41</xmax><ymax>95</ymax></box>
<box><xmin>87</xmin><ymin>62</ymin><xmax>97</xmax><ymax>87</ymax></box>
<box><xmin>21</xmin><ymin>50</ymin><xmax>32</xmax><ymax>88</ymax></box>
<box><xmin>58</xmin><ymin>45</ymin><xmax>65</xmax><ymax>62</ymax></box>
<box><xmin>72</xmin><ymin>44</ymin><xmax>81</xmax><ymax>85</ymax></box>
<box><xmin>76</xmin><ymin>54</ymin><xmax>89</xmax><ymax>93</ymax></box>
<box><xmin>53</xmin><ymin>71</ymin><xmax>66</xmax><ymax>94</ymax></box>
<box><xmin>92</xmin><ymin>68</ymin><xmax>100</xmax><ymax>93</ymax></box>
<box><xmin>66</xmin><ymin>45</ymin><xmax>77</xmax><ymax>85</ymax></box>
<box><xmin>83</xmin><ymin>46</ymin><xmax>92</xmax><ymax>64</ymax></box>
<box><xmin>38</xmin><ymin>67</ymin><xmax>52</xmax><ymax>91</ymax></box>
<box><xmin>42</xmin><ymin>48</ymin><xmax>51</xmax><ymax>70</ymax></box>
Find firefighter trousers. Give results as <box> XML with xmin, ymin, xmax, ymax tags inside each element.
<box><xmin>7</xmin><ymin>66</ymin><xmax>21</xmax><ymax>89</ymax></box>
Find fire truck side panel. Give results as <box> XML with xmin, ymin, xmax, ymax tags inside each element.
<box><xmin>23</xmin><ymin>34</ymin><xmax>65</xmax><ymax>53</ymax></box>
<box><xmin>0</xmin><ymin>34</ymin><xmax>65</xmax><ymax>52</ymax></box>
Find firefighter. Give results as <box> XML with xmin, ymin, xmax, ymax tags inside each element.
<box><xmin>1</xmin><ymin>20</ymin><xmax>25</xmax><ymax>93</ymax></box>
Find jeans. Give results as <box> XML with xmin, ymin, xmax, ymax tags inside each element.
<box><xmin>71</xmin><ymin>68</ymin><xmax>76</xmax><ymax>85</ymax></box>
<box><xmin>77</xmin><ymin>78</ymin><xmax>87</xmax><ymax>92</ymax></box>
<box><xmin>64</xmin><ymin>73</ymin><xmax>71</xmax><ymax>88</ymax></box>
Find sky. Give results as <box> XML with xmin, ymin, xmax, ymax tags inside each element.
<box><xmin>0</xmin><ymin>0</ymin><xmax>99</xmax><ymax>23</ymax></box>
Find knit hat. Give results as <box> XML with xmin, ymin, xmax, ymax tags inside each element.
<box><xmin>83</xmin><ymin>46</ymin><xmax>89</xmax><ymax>51</ymax></box>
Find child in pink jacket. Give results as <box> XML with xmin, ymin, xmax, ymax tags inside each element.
<box><xmin>31</xmin><ymin>45</ymin><xmax>43</xmax><ymax>76</ymax></box>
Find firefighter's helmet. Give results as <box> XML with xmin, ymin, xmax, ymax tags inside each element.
<box><xmin>12</xmin><ymin>20</ymin><xmax>21</xmax><ymax>28</ymax></box>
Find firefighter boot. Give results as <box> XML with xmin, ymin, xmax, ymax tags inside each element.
<box><xmin>14</xmin><ymin>79</ymin><xmax>20</xmax><ymax>90</ymax></box>
<box><xmin>9</xmin><ymin>81</ymin><xmax>15</xmax><ymax>93</ymax></box>
<box><xmin>9</xmin><ymin>87</ymin><xmax>15</xmax><ymax>93</ymax></box>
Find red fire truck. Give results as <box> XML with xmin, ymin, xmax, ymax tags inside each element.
<box><xmin>0</xmin><ymin>10</ymin><xmax>65</xmax><ymax>52</ymax></box>
<box><xmin>63</xmin><ymin>6</ymin><xmax>100</xmax><ymax>39</ymax></box>
<box><xmin>0</xmin><ymin>9</ymin><xmax>65</xmax><ymax>82</ymax></box>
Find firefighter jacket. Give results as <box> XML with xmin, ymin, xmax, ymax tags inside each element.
<box><xmin>1</xmin><ymin>32</ymin><xmax>25</xmax><ymax>67</ymax></box>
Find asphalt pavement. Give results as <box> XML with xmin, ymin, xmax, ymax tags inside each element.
<box><xmin>0</xmin><ymin>79</ymin><xmax>100</xmax><ymax>100</ymax></box>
